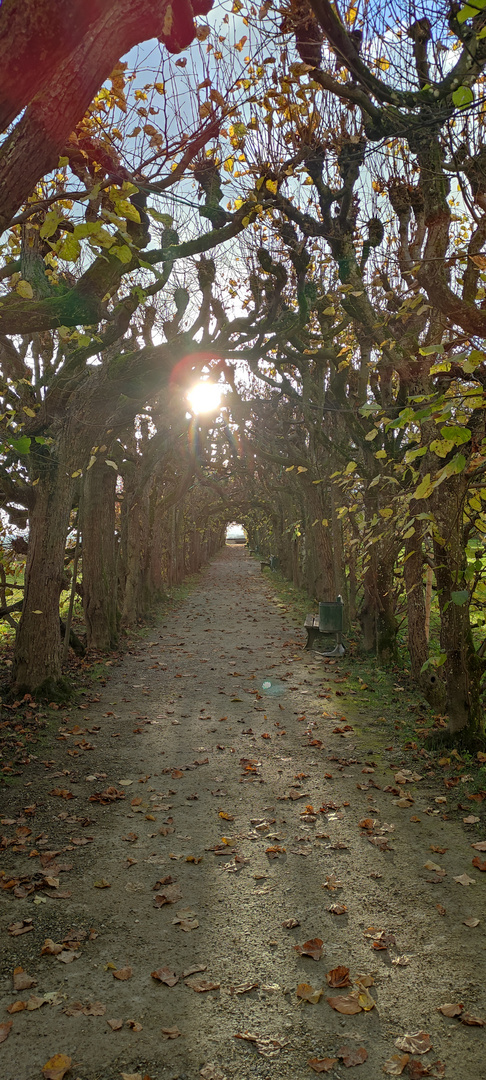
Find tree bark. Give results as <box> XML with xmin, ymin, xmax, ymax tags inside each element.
<box><xmin>0</xmin><ymin>0</ymin><xmax>213</xmax><ymax>231</ymax></box>
<box><xmin>12</xmin><ymin>457</ymin><xmax>74</xmax><ymax>692</ymax></box>
<box><xmin>82</xmin><ymin>458</ymin><xmax>119</xmax><ymax>650</ymax></box>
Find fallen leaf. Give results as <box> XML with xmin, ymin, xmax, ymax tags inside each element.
<box><xmin>41</xmin><ymin>939</ymin><xmax>64</xmax><ymax>955</ymax></box>
<box><xmin>6</xmin><ymin>1000</ymin><xmax>26</xmax><ymax>1013</ymax></box>
<box><xmin>107</xmin><ymin>1018</ymin><xmax>123</xmax><ymax>1030</ymax></box>
<box><xmin>382</xmin><ymin>1054</ymin><xmax>409</xmax><ymax>1075</ymax></box>
<box><xmin>153</xmin><ymin>884</ymin><xmax>182</xmax><ymax>906</ymax></box>
<box><xmin>12</xmin><ymin>966</ymin><xmax>37</xmax><ymax>991</ymax></box>
<box><xmin>294</xmin><ymin>937</ymin><xmax>323</xmax><ymax>960</ymax></box>
<box><xmin>296</xmin><ymin>982</ymin><xmax>323</xmax><ymax>1003</ymax></box>
<box><xmin>326</xmin><ymin>994</ymin><xmax>362</xmax><ymax>1015</ymax></box>
<box><xmin>93</xmin><ymin>879</ymin><xmax>111</xmax><ymax>888</ymax></box>
<box><xmin>407</xmin><ymin>1063</ymin><xmax>445</xmax><ymax>1079</ymax></box>
<box><xmin>282</xmin><ymin>918</ymin><xmax>300</xmax><ymax>928</ymax></box>
<box><xmin>126</xmin><ymin>1019</ymin><xmax>143</xmax><ymax>1031</ymax></box>
<box><xmin>151</xmin><ymin>966</ymin><xmax>179</xmax><ymax>986</ymax></box>
<box><xmin>453</xmin><ymin>874</ymin><xmax>476</xmax><ymax>886</ymax></box>
<box><xmin>326</xmin><ymin>966</ymin><xmax>351</xmax><ymax>988</ymax></box>
<box><xmin>308</xmin><ymin>1058</ymin><xmax>338</xmax><ymax>1073</ymax></box>
<box><xmin>472</xmin><ymin>856</ymin><xmax>486</xmax><ymax>872</ymax></box>
<box><xmin>234</xmin><ymin>1032</ymin><xmax>288</xmax><ymax>1058</ymax></box>
<box><xmin>161</xmin><ymin>1026</ymin><xmax>182</xmax><ymax>1039</ymax></box>
<box><xmin>394</xmin><ymin>1032</ymin><xmax>432</xmax><ymax>1054</ymax></box>
<box><xmin>322</xmin><ymin>874</ymin><xmax>343</xmax><ymax>890</ymax></box>
<box><xmin>463</xmin><ymin>815</ymin><xmax>480</xmax><ymax>824</ymax></box>
<box><xmin>463</xmin><ymin>916</ymin><xmax>480</xmax><ymax>927</ymax></box>
<box><xmin>438</xmin><ymin>1002</ymin><xmax>463</xmax><ymax>1016</ymax></box>
<box><xmin>42</xmin><ymin>1055</ymin><xmax>72</xmax><ymax>1080</ymax></box>
<box><xmin>229</xmin><ymin>980</ymin><xmax>259</xmax><ymax>994</ymax></box>
<box><xmin>337</xmin><ymin>1044</ymin><xmax>368</xmax><ymax>1066</ymax></box>
<box><xmin>460</xmin><ymin>1012</ymin><xmax>485</xmax><ymax>1026</ymax></box>
<box><xmin>0</xmin><ymin>1021</ymin><xmax>13</xmax><ymax>1043</ymax></box>
<box><xmin>471</xmin><ymin>841</ymin><xmax>486</xmax><ymax>851</ymax></box>
<box><xmin>8</xmin><ymin>919</ymin><xmax>34</xmax><ymax>936</ymax></box>
<box><xmin>113</xmin><ymin>966</ymin><xmax>132</xmax><ymax>980</ymax></box>
<box><xmin>182</xmin><ymin>963</ymin><xmax>208</xmax><ymax>978</ymax></box>
<box><xmin>355</xmin><ymin>981</ymin><xmax>376</xmax><ymax>1011</ymax></box>
<box><xmin>328</xmin><ymin>903</ymin><xmax>347</xmax><ymax>915</ymax></box>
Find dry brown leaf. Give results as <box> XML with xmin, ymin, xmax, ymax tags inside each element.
<box><xmin>460</xmin><ymin>1012</ymin><xmax>485</xmax><ymax>1026</ymax></box>
<box><xmin>151</xmin><ymin>967</ymin><xmax>179</xmax><ymax>986</ymax></box>
<box><xmin>234</xmin><ymin>1032</ymin><xmax>288</xmax><ymax>1058</ymax></box>
<box><xmin>438</xmin><ymin>1002</ymin><xmax>463</xmax><ymax>1017</ymax></box>
<box><xmin>282</xmin><ymin>918</ymin><xmax>300</xmax><ymax>928</ymax></box>
<box><xmin>42</xmin><ymin>1055</ymin><xmax>72</xmax><ymax>1080</ymax></box>
<box><xmin>322</xmin><ymin>874</ymin><xmax>343</xmax><ymax>890</ymax></box>
<box><xmin>394</xmin><ymin>1032</ymin><xmax>432</xmax><ymax>1054</ymax></box>
<box><xmin>326</xmin><ymin>966</ymin><xmax>351</xmax><ymax>988</ymax></box>
<box><xmin>229</xmin><ymin>981</ymin><xmax>259</xmax><ymax>994</ymax></box>
<box><xmin>296</xmin><ymin>982</ymin><xmax>323</xmax><ymax>1003</ymax></box>
<box><xmin>153</xmin><ymin>883</ymin><xmax>182</xmax><ymax>907</ymax></box>
<box><xmin>41</xmin><ymin>939</ymin><xmax>64</xmax><ymax>955</ymax></box>
<box><xmin>328</xmin><ymin>903</ymin><xmax>347</xmax><ymax>915</ymax></box>
<box><xmin>200</xmin><ymin>1067</ymin><xmax>226</xmax><ymax>1080</ymax></box>
<box><xmin>308</xmin><ymin>1058</ymin><xmax>338</xmax><ymax>1073</ymax></box>
<box><xmin>294</xmin><ymin>937</ymin><xmax>323</xmax><ymax>960</ymax></box>
<box><xmin>182</xmin><ymin>963</ymin><xmax>207</xmax><ymax>978</ymax></box>
<box><xmin>113</xmin><ymin>966</ymin><xmax>132</xmax><ymax>980</ymax></box>
<box><xmin>471</xmin><ymin>841</ymin><xmax>486</xmax><ymax>851</ymax></box>
<box><xmin>12</xmin><ymin>966</ymin><xmax>37</xmax><ymax>991</ymax></box>
<box><xmin>184</xmin><ymin>977</ymin><xmax>220</xmax><ymax>992</ymax></box>
<box><xmin>454</xmin><ymin>873</ymin><xmax>476</xmax><ymax>886</ymax></box>
<box><xmin>0</xmin><ymin>1021</ymin><xmax>12</xmax><ymax>1044</ymax></box>
<box><xmin>107</xmin><ymin>1018</ymin><xmax>123</xmax><ymax>1030</ymax></box>
<box><xmin>8</xmin><ymin>919</ymin><xmax>34</xmax><ymax>936</ymax></box>
<box><xmin>126</xmin><ymin>1019</ymin><xmax>143</xmax><ymax>1031</ymax></box>
<box><xmin>161</xmin><ymin>1025</ymin><xmax>182</xmax><ymax>1039</ymax></box>
<box><xmin>407</xmin><ymin>1063</ymin><xmax>445</xmax><ymax>1079</ymax></box>
<box><xmin>382</xmin><ymin>1054</ymin><xmax>409</xmax><ymax>1075</ymax></box>
<box><xmin>326</xmin><ymin>993</ymin><xmax>362</xmax><ymax>1015</ymax></box>
<box><xmin>6</xmin><ymin>1000</ymin><xmax>26</xmax><ymax>1013</ymax></box>
<box><xmin>337</xmin><ymin>1044</ymin><xmax>368</xmax><ymax>1066</ymax></box>
<box><xmin>463</xmin><ymin>917</ymin><xmax>480</xmax><ymax>927</ymax></box>
<box><xmin>472</xmin><ymin>856</ymin><xmax>486</xmax><ymax>872</ymax></box>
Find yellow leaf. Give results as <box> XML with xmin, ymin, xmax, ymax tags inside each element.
<box><xmin>224</xmin><ymin>157</ymin><xmax>234</xmax><ymax>173</ymax></box>
<box><xmin>42</xmin><ymin>1055</ymin><xmax>72</xmax><ymax>1080</ymax></box>
<box><xmin>297</xmin><ymin>466</ymin><xmax>308</xmax><ymax>473</ymax></box>
<box><xmin>71</xmin><ymin>470</ymin><xmax>82</xmax><ymax>478</ymax></box>
<box><xmin>23</xmin><ymin>407</ymin><xmax>36</xmax><ymax>417</ymax></box>
<box><xmin>16</xmin><ymin>280</ymin><xmax>33</xmax><ymax>299</ymax></box>
<box><xmin>87</xmin><ymin>455</ymin><xmax>97</xmax><ymax>470</ymax></box>
<box><xmin>265</xmin><ymin>179</ymin><xmax>278</xmax><ymax>194</ymax></box>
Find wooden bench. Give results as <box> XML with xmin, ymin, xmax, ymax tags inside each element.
<box><xmin>304</xmin><ymin>598</ymin><xmax>345</xmax><ymax>655</ymax></box>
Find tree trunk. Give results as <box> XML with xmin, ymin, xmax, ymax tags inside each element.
<box><xmin>12</xmin><ymin>459</ymin><xmax>73</xmax><ymax>693</ymax></box>
<box><xmin>432</xmin><ymin>480</ymin><xmax>483</xmax><ymax>736</ymax></box>
<box><xmin>82</xmin><ymin>458</ymin><xmax>118</xmax><ymax>650</ymax></box>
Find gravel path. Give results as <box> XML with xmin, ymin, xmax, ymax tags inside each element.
<box><xmin>1</xmin><ymin>545</ymin><xmax>485</xmax><ymax>1080</ymax></box>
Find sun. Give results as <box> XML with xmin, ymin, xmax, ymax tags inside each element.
<box><xmin>187</xmin><ymin>380</ymin><xmax>223</xmax><ymax>415</ymax></box>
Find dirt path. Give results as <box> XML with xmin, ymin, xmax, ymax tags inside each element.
<box><xmin>1</xmin><ymin>546</ymin><xmax>485</xmax><ymax>1080</ymax></box>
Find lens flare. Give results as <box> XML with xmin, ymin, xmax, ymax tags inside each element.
<box><xmin>187</xmin><ymin>381</ymin><xmax>222</xmax><ymax>415</ymax></box>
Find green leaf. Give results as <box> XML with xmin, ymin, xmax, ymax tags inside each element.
<box><xmin>414</xmin><ymin>473</ymin><xmax>434</xmax><ymax>500</ymax></box>
<box><xmin>111</xmin><ymin>244</ymin><xmax>132</xmax><ymax>264</ymax></box>
<box><xmin>57</xmin><ymin>233</ymin><xmax>81</xmax><ymax>262</ymax></box>
<box><xmin>147</xmin><ymin>208</ymin><xmax>174</xmax><ymax>226</ymax></box>
<box><xmin>345</xmin><ymin>460</ymin><xmax>357</xmax><ymax>473</ymax></box>
<box><xmin>10</xmin><ymin>436</ymin><xmax>31</xmax><ymax>455</ymax></box>
<box><xmin>457</xmin><ymin>0</ymin><xmax>486</xmax><ymax>24</ymax></box>
<box><xmin>440</xmin><ymin>425</ymin><xmax>471</xmax><ymax>444</ymax></box>
<box><xmin>452</xmin><ymin>85</ymin><xmax>474</xmax><ymax>108</ymax></box>
<box><xmin>451</xmin><ymin>589</ymin><xmax>469</xmax><ymax>606</ymax></box>
<box><xmin>39</xmin><ymin>210</ymin><xmax>63</xmax><ymax>239</ymax></box>
<box><xmin>419</xmin><ymin>343</ymin><xmax>444</xmax><ymax>355</ymax></box>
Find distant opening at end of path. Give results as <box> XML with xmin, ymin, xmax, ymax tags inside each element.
<box><xmin>225</xmin><ymin>521</ymin><xmax>247</xmax><ymax>544</ymax></box>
